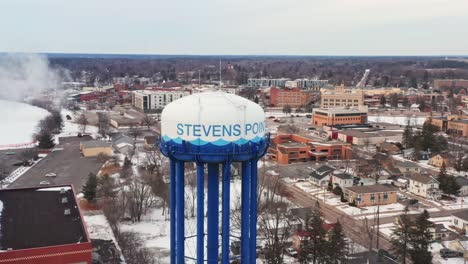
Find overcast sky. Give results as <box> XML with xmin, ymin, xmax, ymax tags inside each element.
<box><xmin>1</xmin><ymin>0</ymin><xmax>467</xmax><ymax>56</ymax></box>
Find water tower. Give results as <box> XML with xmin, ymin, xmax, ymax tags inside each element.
<box><xmin>159</xmin><ymin>91</ymin><xmax>269</xmax><ymax>264</ymax></box>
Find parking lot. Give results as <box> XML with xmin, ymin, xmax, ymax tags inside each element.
<box><xmin>8</xmin><ymin>136</ymin><xmax>104</xmax><ymax>191</ymax></box>
<box><xmin>0</xmin><ymin>148</ymin><xmax>30</xmax><ymax>175</ymax></box>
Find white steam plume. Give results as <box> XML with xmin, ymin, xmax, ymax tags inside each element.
<box><xmin>0</xmin><ymin>53</ymin><xmax>70</xmax><ymax>102</ymax></box>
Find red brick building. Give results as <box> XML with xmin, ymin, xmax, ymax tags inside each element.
<box><xmin>0</xmin><ymin>185</ymin><xmax>92</xmax><ymax>264</ymax></box>
<box><xmin>270</xmin><ymin>87</ymin><xmax>309</xmax><ymax>107</ymax></box>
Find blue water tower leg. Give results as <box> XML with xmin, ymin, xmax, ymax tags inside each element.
<box><xmin>207</xmin><ymin>163</ymin><xmax>219</xmax><ymax>264</ymax></box>
<box><xmin>222</xmin><ymin>161</ymin><xmax>231</xmax><ymax>264</ymax></box>
<box><xmin>250</xmin><ymin>160</ymin><xmax>258</xmax><ymax>262</ymax></box>
<box><xmin>176</xmin><ymin>161</ymin><xmax>185</xmax><ymax>264</ymax></box>
<box><xmin>170</xmin><ymin>158</ymin><xmax>176</xmax><ymax>264</ymax></box>
<box><xmin>241</xmin><ymin>161</ymin><xmax>251</xmax><ymax>264</ymax></box>
<box><xmin>196</xmin><ymin>162</ymin><xmax>205</xmax><ymax>264</ymax></box>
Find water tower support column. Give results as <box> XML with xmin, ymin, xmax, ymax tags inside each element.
<box><xmin>207</xmin><ymin>163</ymin><xmax>220</xmax><ymax>264</ymax></box>
<box><xmin>196</xmin><ymin>162</ymin><xmax>205</xmax><ymax>264</ymax></box>
<box><xmin>222</xmin><ymin>160</ymin><xmax>232</xmax><ymax>264</ymax></box>
<box><xmin>250</xmin><ymin>159</ymin><xmax>258</xmax><ymax>261</ymax></box>
<box><xmin>176</xmin><ymin>161</ymin><xmax>185</xmax><ymax>264</ymax></box>
<box><xmin>170</xmin><ymin>158</ymin><xmax>176</xmax><ymax>264</ymax></box>
<box><xmin>241</xmin><ymin>161</ymin><xmax>251</xmax><ymax>264</ymax></box>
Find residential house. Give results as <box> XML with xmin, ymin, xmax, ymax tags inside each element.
<box><xmin>448</xmin><ymin>239</ymin><xmax>468</xmax><ymax>259</ymax></box>
<box><xmin>428</xmin><ymin>153</ymin><xmax>455</xmax><ymax>168</ymax></box>
<box><xmin>112</xmin><ymin>135</ymin><xmax>134</xmax><ymax>156</ymax></box>
<box><xmin>407</xmin><ymin>173</ymin><xmax>441</xmax><ymax>200</ymax></box>
<box><xmin>80</xmin><ymin>140</ymin><xmax>113</xmax><ymax>157</ymax></box>
<box><xmin>395</xmin><ymin>161</ymin><xmax>420</xmax><ymax>176</ymax></box>
<box><xmin>331</xmin><ymin>172</ymin><xmax>354</xmax><ymax>188</ymax></box>
<box><xmin>452</xmin><ymin>211</ymin><xmax>468</xmax><ymax>233</ymax></box>
<box><xmin>456</xmin><ymin>177</ymin><xmax>468</xmax><ymax>196</ymax></box>
<box><xmin>144</xmin><ymin>136</ymin><xmax>157</xmax><ymax>149</ymax></box>
<box><xmin>343</xmin><ymin>184</ymin><xmax>398</xmax><ymax>208</ymax></box>
<box><xmin>310</xmin><ymin>165</ymin><xmax>335</xmax><ymax>186</ymax></box>
<box><xmin>394</xmin><ymin>214</ymin><xmax>455</xmax><ymax>241</ymax></box>
<box><xmin>403</xmin><ymin>148</ymin><xmax>430</xmax><ymax>160</ymax></box>
<box><xmin>377</xmin><ymin>142</ymin><xmax>401</xmax><ymax>155</ymax></box>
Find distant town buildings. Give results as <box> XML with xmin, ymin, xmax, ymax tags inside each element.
<box><xmin>312</xmin><ymin>107</ymin><xmax>368</xmax><ymax>126</ymax></box>
<box><xmin>248</xmin><ymin>78</ymin><xmax>328</xmax><ymax>90</ymax></box>
<box><xmin>132</xmin><ymin>89</ymin><xmax>191</xmax><ymax>112</ymax></box>
<box><xmin>0</xmin><ymin>185</ymin><xmax>91</xmax><ymax>263</ymax></box>
<box><xmin>320</xmin><ymin>85</ymin><xmax>364</xmax><ymax>109</ymax></box>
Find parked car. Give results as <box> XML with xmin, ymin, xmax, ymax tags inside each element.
<box><xmin>285</xmin><ymin>247</ymin><xmax>298</xmax><ymax>258</ymax></box>
<box><xmin>66</xmin><ymin>115</ymin><xmax>72</xmax><ymax>120</ymax></box>
<box><xmin>45</xmin><ymin>173</ymin><xmax>57</xmax><ymax>178</ymax></box>
<box><xmin>440</xmin><ymin>248</ymin><xmax>463</xmax><ymax>258</ymax></box>
<box><xmin>39</xmin><ymin>181</ymin><xmax>50</xmax><ymax>186</ymax></box>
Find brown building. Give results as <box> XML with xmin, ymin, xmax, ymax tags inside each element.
<box><xmin>268</xmin><ymin>134</ymin><xmax>352</xmax><ymax>164</ymax></box>
<box><xmin>320</xmin><ymin>85</ymin><xmax>364</xmax><ymax>108</ymax></box>
<box><xmin>434</xmin><ymin>79</ymin><xmax>468</xmax><ymax>90</ymax></box>
<box><xmin>428</xmin><ymin>153</ymin><xmax>456</xmax><ymax>168</ymax></box>
<box><xmin>429</xmin><ymin>116</ymin><xmax>468</xmax><ymax>137</ymax></box>
<box><xmin>269</xmin><ymin>87</ymin><xmax>309</xmax><ymax>107</ymax></box>
<box><xmin>344</xmin><ymin>184</ymin><xmax>397</xmax><ymax>208</ymax></box>
<box><xmin>312</xmin><ymin>107</ymin><xmax>368</xmax><ymax>126</ymax></box>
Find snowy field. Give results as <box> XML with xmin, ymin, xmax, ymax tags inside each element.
<box><xmin>0</xmin><ymin>99</ymin><xmax>49</xmax><ymax>146</ymax></box>
<box><xmin>368</xmin><ymin>115</ymin><xmax>426</xmax><ymax>126</ymax></box>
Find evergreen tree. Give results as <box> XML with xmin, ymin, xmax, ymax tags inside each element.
<box><xmin>438</xmin><ymin>162</ymin><xmax>461</xmax><ymax>195</ymax></box>
<box><xmin>300</xmin><ymin>203</ymin><xmax>326</xmax><ymax>264</ymax></box>
<box><xmin>326</xmin><ymin>221</ymin><xmax>348</xmax><ymax>264</ymax></box>
<box><xmin>380</xmin><ymin>95</ymin><xmax>387</xmax><ymax>106</ymax></box>
<box><xmin>282</xmin><ymin>105</ymin><xmax>292</xmax><ymax>115</ymax></box>
<box><xmin>402</xmin><ymin>97</ymin><xmax>409</xmax><ymax>107</ymax></box>
<box><xmin>83</xmin><ymin>173</ymin><xmax>98</xmax><ymax>202</ymax></box>
<box><xmin>409</xmin><ymin>210</ymin><xmax>433</xmax><ymax>264</ymax></box>
<box><xmin>391</xmin><ymin>209</ymin><xmax>412</xmax><ymax>264</ymax></box>
<box><xmin>37</xmin><ymin>132</ymin><xmax>55</xmax><ymax>149</ymax></box>
<box><xmin>402</xmin><ymin>121</ymin><xmax>413</xmax><ymax>149</ymax></box>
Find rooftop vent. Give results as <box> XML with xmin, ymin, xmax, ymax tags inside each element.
<box><xmin>60</xmin><ymin>188</ymin><xmax>66</xmax><ymax>194</ymax></box>
<box><xmin>64</xmin><ymin>208</ymin><xmax>71</xmax><ymax>215</ymax></box>
<box><xmin>61</xmin><ymin>197</ymin><xmax>68</xmax><ymax>204</ymax></box>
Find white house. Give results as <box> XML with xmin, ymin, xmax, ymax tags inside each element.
<box><xmin>331</xmin><ymin>172</ymin><xmax>354</xmax><ymax>188</ymax></box>
<box><xmin>310</xmin><ymin>165</ymin><xmax>335</xmax><ymax>186</ymax></box>
<box><xmin>452</xmin><ymin>211</ymin><xmax>468</xmax><ymax>231</ymax></box>
<box><xmin>407</xmin><ymin>173</ymin><xmax>442</xmax><ymax>200</ymax></box>
<box><xmin>456</xmin><ymin>177</ymin><xmax>468</xmax><ymax>196</ymax></box>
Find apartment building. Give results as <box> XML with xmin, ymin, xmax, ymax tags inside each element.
<box><xmin>132</xmin><ymin>89</ymin><xmax>191</xmax><ymax>112</ymax></box>
<box><xmin>320</xmin><ymin>85</ymin><xmax>364</xmax><ymax>108</ymax></box>
<box><xmin>247</xmin><ymin>78</ymin><xmax>289</xmax><ymax>87</ymax></box>
<box><xmin>269</xmin><ymin>87</ymin><xmax>309</xmax><ymax>107</ymax></box>
<box><xmin>344</xmin><ymin>184</ymin><xmax>397</xmax><ymax>208</ymax></box>
<box><xmin>312</xmin><ymin>107</ymin><xmax>368</xmax><ymax>126</ymax></box>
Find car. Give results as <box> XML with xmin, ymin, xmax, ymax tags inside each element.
<box><xmin>440</xmin><ymin>248</ymin><xmax>463</xmax><ymax>258</ymax></box>
<box><xmin>268</xmin><ymin>116</ymin><xmax>275</xmax><ymax>119</ymax></box>
<box><xmin>285</xmin><ymin>247</ymin><xmax>298</xmax><ymax>258</ymax></box>
<box><xmin>409</xmin><ymin>199</ymin><xmax>419</xmax><ymax>205</ymax></box>
<box><xmin>39</xmin><ymin>181</ymin><xmax>50</xmax><ymax>185</ymax></box>
<box><xmin>5</xmin><ymin>152</ymin><xmax>16</xmax><ymax>155</ymax></box>
<box><xmin>45</xmin><ymin>173</ymin><xmax>57</xmax><ymax>177</ymax></box>
<box><xmin>66</xmin><ymin>115</ymin><xmax>72</xmax><ymax>120</ymax></box>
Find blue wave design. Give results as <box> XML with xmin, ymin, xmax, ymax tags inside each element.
<box><xmin>161</xmin><ymin>135</ymin><xmax>264</xmax><ymax>146</ymax></box>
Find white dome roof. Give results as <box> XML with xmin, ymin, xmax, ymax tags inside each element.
<box><xmin>161</xmin><ymin>91</ymin><xmax>265</xmax><ymax>146</ymax></box>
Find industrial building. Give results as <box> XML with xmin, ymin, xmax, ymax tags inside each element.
<box><xmin>80</xmin><ymin>140</ymin><xmax>113</xmax><ymax>157</ymax></box>
<box><xmin>132</xmin><ymin>89</ymin><xmax>191</xmax><ymax>112</ymax></box>
<box><xmin>312</xmin><ymin>107</ymin><xmax>368</xmax><ymax>126</ymax></box>
<box><xmin>0</xmin><ymin>185</ymin><xmax>92</xmax><ymax>264</ymax></box>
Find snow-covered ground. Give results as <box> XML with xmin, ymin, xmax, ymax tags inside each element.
<box><xmin>368</xmin><ymin>115</ymin><xmax>426</xmax><ymax>126</ymax></box>
<box><xmin>57</xmin><ymin>109</ymin><xmax>98</xmax><ymax>139</ymax></box>
<box><xmin>0</xmin><ymin>99</ymin><xmax>49</xmax><ymax>146</ymax></box>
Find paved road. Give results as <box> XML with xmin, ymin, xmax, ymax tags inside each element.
<box><xmin>8</xmin><ymin>137</ymin><xmax>104</xmax><ymax>191</ymax></box>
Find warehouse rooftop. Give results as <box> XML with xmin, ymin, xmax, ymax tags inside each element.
<box><xmin>0</xmin><ymin>185</ymin><xmax>88</xmax><ymax>250</ymax></box>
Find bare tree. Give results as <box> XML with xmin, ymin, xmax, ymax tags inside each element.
<box><xmin>142</xmin><ymin>114</ymin><xmax>154</xmax><ymax>130</ymax></box>
<box><xmin>97</xmin><ymin>112</ymin><xmax>110</xmax><ymax>137</ymax></box>
<box><xmin>185</xmin><ymin>168</ymin><xmax>197</xmax><ymax>217</ymax></box>
<box><xmin>20</xmin><ymin>148</ymin><xmax>38</xmax><ymax>162</ymax></box>
<box><xmin>362</xmin><ymin>216</ymin><xmax>377</xmax><ymax>261</ymax></box>
<box><xmin>125</xmin><ymin>178</ymin><xmax>155</xmax><ymax>222</ymax></box>
<box><xmin>77</xmin><ymin>113</ymin><xmax>89</xmax><ymax>134</ymax></box>
<box><xmin>129</xmin><ymin>124</ymin><xmax>142</xmax><ymax>141</ymax></box>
